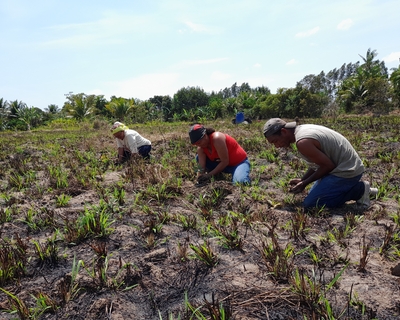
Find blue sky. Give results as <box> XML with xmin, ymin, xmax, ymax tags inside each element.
<box><xmin>1</xmin><ymin>0</ymin><xmax>399</xmax><ymax>110</ymax></box>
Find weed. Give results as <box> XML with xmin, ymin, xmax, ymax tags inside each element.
<box><xmin>48</xmin><ymin>164</ymin><xmax>69</xmax><ymax>189</ymax></box>
<box><xmin>345</xmin><ymin>213</ymin><xmax>363</xmax><ymax>229</ymax></box>
<box><xmin>390</xmin><ymin>210</ymin><xmax>400</xmax><ymax>227</ymax></box>
<box><xmin>0</xmin><ymin>287</ymin><xmax>30</xmax><ymax>319</ymax></box>
<box><xmin>76</xmin><ymin>200</ymin><xmax>116</xmax><ymax>239</ymax></box>
<box><xmin>184</xmin><ymin>292</ymin><xmax>234</xmax><ymax>320</ymax></box>
<box><xmin>379</xmin><ymin>224</ymin><xmax>399</xmax><ymax>258</ymax></box>
<box><xmin>32</xmin><ymin>235</ymin><xmax>60</xmax><ymax>268</ymax></box>
<box><xmin>357</xmin><ymin>234</ymin><xmax>370</xmax><ymax>272</ymax></box>
<box><xmin>8</xmin><ymin>171</ymin><xmax>25</xmax><ymax>190</ymax></box>
<box><xmin>88</xmin><ymin>242</ymin><xmax>109</xmax><ymax>287</ymax></box>
<box><xmin>176</xmin><ymin>213</ymin><xmax>197</xmax><ymax>230</ymax></box>
<box><xmin>113</xmin><ymin>185</ymin><xmax>126</xmax><ymax>205</ymax></box>
<box><xmin>348</xmin><ymin>284</ymin><xmax>377</xmax><ymax>318</ymax></box>
<box><xmin>198</xmin><ymin>187</ymin><xmax>230</xmax><ymax>212</ymax></box>
<box><xmin>259</xmin><ymin>224</ymin><xmax>294</xmax><ymax>283</ymax></box>
<box><xmin>176</xmin><ymin>239</ymin><xmax>189</xmax><ymax>262</ymax></box>
<box><xmin>144</xmin><ymin>216</ymin><xmax>164</xmax><ymax>235</ymax></box>
<box><xmin>190</xmin><ymin>240</ymin><xmax>219</xmax><ymax>267</ymax></box>
<box><xmin>0</xmin><ymin>207</ymin><xmax>12</xmax><ymax>223</ymax></box>
<box><xmin>290</xmin><ymin>264</ymin><xmax>348</xmax><ymax>318</ymax></box>
<box><xmin>57</xmin><ymin>255</ymin><xmax>83</xmax><ymax>304</ymax></box>
<box><xmin>0</xmin><ymin>235</ymin><xmax>28</xmax><ymax>285</ymax></box>
<box><xmin>144</xmin><ymin>233</ymin><xmax>158</xmax><ymax>248</ymax></box>
<box><xmin>289</xmin><ymin>209</ymin><xmax>309</xmax><ymax>241</ymax></box>
<box><xmin>213</xmin><ymin>214</ymin><xmax>243</xmax><ymax>250</ymax></box>
<box><xmin>56</xmin><ymin>194</ymin><xmax>72</xmax><ymax>207</ymax></box>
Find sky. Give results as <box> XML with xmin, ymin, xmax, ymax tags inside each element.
<box><xmin>1</xmin><ymin>0</ymin><xmax>399</xmax><ymax>110</ymax></box>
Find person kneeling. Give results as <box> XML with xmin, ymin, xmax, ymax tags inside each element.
<box><xmin>189</xmin><ymin>124</ymin><xmax>251</xmax><ymax>186</ymax></box>
<box><xmin>111</xmin><ymin>122</ymin><xmax>152</xmax><ymax>164</ymax></box>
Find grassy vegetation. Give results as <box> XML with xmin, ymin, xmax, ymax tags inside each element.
<box><xmin>0</xmin><ymin>115</ymin><xmax>399</xmax><ymax>319</ymax></box>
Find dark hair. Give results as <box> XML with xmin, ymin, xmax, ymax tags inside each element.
<box><xmin>205</xmin><ymin>127</ymin><xmax>215</xmax><ymax>135</ymax></box>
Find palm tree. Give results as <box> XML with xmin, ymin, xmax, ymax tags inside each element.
<box><xmin>0</xmin><ymin>98</ymin><xmax>10</xmax><ymax>130</ymax></box>
<box><xmin>64</xmin><ymin>93</ymin><xmax>96</xmax><ymax>120</ymax></box>
<box><xmin>105</xmin><ymin>97</ymin><xmax>134</xmax><ymax>122</ymax></box>
<box><xmin>390</xmin><ymin>64</ymin><xmax>400</xmax><ymax>108</ymax></box>
<box><xmin>9</xmin><ymin>100</ymin><xmax>27</xmax><ymax>117</ymax></box>
<box><xmin>14</xmin><ymin>105</ymin><xmax>41</xmax><ymax>131</ymax></box>
<box><xmin>358</xmin><ymin>48</ymin><xmax>388</xmax><ymax>79</ymax></box>
<box><xmin>45</xmin><ymin>104</ymin><xmax>60</xmax><ymax>114</ymax></box>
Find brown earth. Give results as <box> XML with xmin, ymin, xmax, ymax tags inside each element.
<box><xmin>0</xmin><ymin>118</ymin><xmax>399</xmax><ymax>320</ymax></box>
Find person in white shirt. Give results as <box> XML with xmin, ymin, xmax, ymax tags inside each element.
<box><xmin>111</xmin><ymin>122</ymin><xmax>152</xmax><ymax>163</ymax></box>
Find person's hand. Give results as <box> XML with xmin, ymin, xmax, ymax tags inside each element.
<box><xmin>289</xmin><ymin>178</ymin><xmax>301</xmax><ymax>186</ymax></box>
<box><xmin>196</xmin><ymin>174</ymin><xmax>211</xmax><ymax>186</ymax></box>
<box><xmin>289</xmin><ymin>179</ymin><xmax>305</xmax><ymax>194</ymax></box>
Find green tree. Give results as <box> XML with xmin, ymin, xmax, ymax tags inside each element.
<box><xmin>208</xmin><ymin>96</ymin><xmax>226</xmax><ymax>119</ymax></box>
<box><xmin>63</xmin><ymin>93</ymin><xmax>96</xmax><ymax>121</ymax></box>
<box><xmin>105</xmin><ymin>97</ymin><xmax>134</xmax><ymax>122</ymax></box>
<box><xmin>149</xmin><ymin>95</ymin><xmax>172</xmax><ymax>121</ymax></box>
<box><xmin>336</xmin><ymin>49</ymin><xmax>389</xmax><ymax>113</ymax></box>
<box><xmin>13</xmin><ymin>105</ymin><xmax>42</xmax><ymax>131</ymax></box>
<box><xmin>93</xmin><ymin>95</ymin><xmax>109</xmax><ymax>117</ymax></box>
<box><xmin>9</xmin><ymin>100</ymin><xmax>26</xmax><ymax>117</ymax></box>
<box><xmin>172</xmin><ymin>86</ymin><xmax>209</xmax><ymax>121</ymax></box>
<box><xmin>237</xmin><ymin>91</ymin><xmax>257</xmax><ymax>111</ymax></box>
<box><xmin>45</xmin><ymin>104</ymin><xmax>60</xmax><ymax>114</ymax></box>
<box><xmin>358</xmin><ymin>48</ymin><xmax>388</xmax><ymax>79</ymax></box>
<box><xmin>389</xmin><ymin>64</ymin><xmax>400</xmax><ymax>109</ymax></box>
<box><xmin>8</xmin><ymin>100</ymin><xmax>28</xmax><ymax>129</ymax></box>
<box><xmin>141</xmin><ymin>100</ymin><xmax>160</xmax><ymax>121</ymax></box>
<box><xmin>267</xmin><ymin>87</ymin><xmax>324</xmax><ymax>119</ymax></box>
<box><xmin>0</xmin><ymin>98</ymin><xmax>10</xmax><ymax>130</ymax></box>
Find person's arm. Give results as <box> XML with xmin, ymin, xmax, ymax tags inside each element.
<box><xmin>289</xmin><ymin>168</ymin><xmax>315</xmax><ymax>187</ymax></box>
<box><xmin>207</xmin><ymin>132</ymin><xmax>229</xmax><ymax>176</ymax></box>
<box><xmin>290</xmin><ymin>138</ymin><xmax>336</xmax><ymax>193</ymax></box>
<box><xmin>117</xmin><ymin>147</ymin><xmax>124</xmax><ymax>163</ymax></box>
<box><xmin>197</xmin><ymin>147</ymin><xmax>207</xmax><ymax>176</ymax></box>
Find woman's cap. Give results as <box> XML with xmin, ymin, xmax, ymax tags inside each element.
<box><xmin>263</xmin><ymin>118</ymin><xmax>296</xmax><ymax>137</ymax></box>
<box><xmin>189</xmin><ymin>124</ymin><xmax>206</xmax><ymax>144</ymax></box>
<box><xmin>111</xmin><ymin>122</ymin><xmax>128</xmax><ymax>134</ymax></box>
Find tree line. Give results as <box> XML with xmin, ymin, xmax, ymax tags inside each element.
<box><xmin>1</xmin><ymin>48</ymin><xmax>399</xmax><ymax>131</ymax></box>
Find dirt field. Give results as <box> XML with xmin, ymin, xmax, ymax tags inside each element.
<box><xmin>0</xmin><ymin>117</ymin><xmax>399</xmax><ymax>319</ymax></box>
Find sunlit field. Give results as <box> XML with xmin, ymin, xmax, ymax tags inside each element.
<box><xmin>0</xmin><ymin>115</ymin><xmax>399</xmax><ymax>319</ymax></box>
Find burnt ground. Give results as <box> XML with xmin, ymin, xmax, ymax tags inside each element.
<box><xmin>0</xmin><ymin>118</ymin><xmax>399</xmax><ymax>320</ymax></box>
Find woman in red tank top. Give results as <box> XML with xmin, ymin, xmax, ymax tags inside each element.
<box><xmin>189</xmin><ymin>124</ymin><xmax>251</xmax><ymax>185</ymax></box>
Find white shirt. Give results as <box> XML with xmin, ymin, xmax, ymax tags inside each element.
<box><xmin>116</xmin><ymin>129</ymin><xmax>151</xmax><ymax>153</ymax></box>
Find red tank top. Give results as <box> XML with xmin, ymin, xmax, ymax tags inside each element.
<box><xmin>202</xmin><ymin>133</ymin><xmax>247</xmax><ymax>166</ymax></box>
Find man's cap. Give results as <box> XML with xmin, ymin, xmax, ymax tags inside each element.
<box><xmin>263</xmin><ymin>118</ymin><xmax>296</xmax><ymax>137</ymax></box>
<box><xmin>189</xmin><ymin>124</ymin><xmax>206</xmax><ymax>144</ymax></box>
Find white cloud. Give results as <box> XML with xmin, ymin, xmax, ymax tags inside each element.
<box><xmin>41</xmin><ymin>14</ymin><xmax>150</xmax><ymax>48</ymax></box>
<box><xmin>253</xmin><ymin>63</ymin><xmax>262</xmax><ymax>68</ymax></box>
<box><xmin>383</xmin><ymin>52</ymin><xmax>400</xmax><ymax>63</ymax></box>
<box><xmin>109</xmin><ymin>73</ymin><xmax>181</xmax><ymax>100</ymax></box>
<box><xmin>286</xmin><ymin>59</ymin><xmax>297</xmax><ymax>65</ymax></box>
<box><xmin>295</xmin><ymin>26</ymin><xmax>320</xmax><ymax>38</ymax></box>
<box><xmin>337</xmin><ymin>19</ymin><xmax>354</xmax><ymax>30</ymax></box>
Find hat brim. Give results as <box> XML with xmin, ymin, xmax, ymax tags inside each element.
<box><xmin>284</xmin><ymin>122</ymin><xmax>297</xmax><ymax>129</ymax></box>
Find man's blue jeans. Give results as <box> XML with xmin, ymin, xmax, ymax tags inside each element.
<box><xmin>198</xmin><ymin>156</ymin><xmax>251</xmax><ymax>184</ymax></box>
<box><xmin>303</xmin><ymin>173</ymin><xmax>364</xmax><ymax>208</ymax></box>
